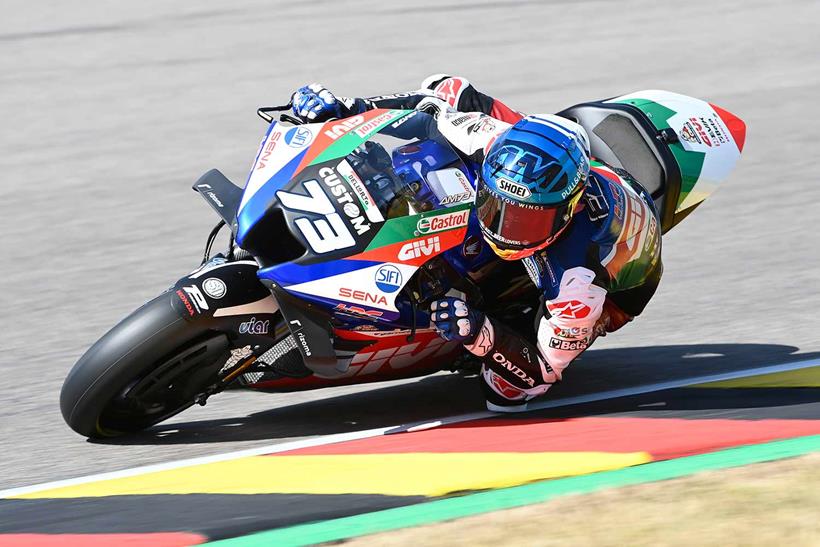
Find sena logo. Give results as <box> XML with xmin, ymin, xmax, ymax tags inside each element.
<box><xmin>497</xmin><ymin>178</ymin><xmax>531</xmax><ymax>199</ymax></box>
<box><xmin>256</xmin><ymin>131</ymin><xmax>282</xmax><ymax>170</ymax></box>
<box><xmin>416</xmin><ymin>210</ymin><xmax>469</xmax><ymax>234</ymax></box>
<box><xmin>339</xmin><ymin>287</ymin><xmax>388</xmax><ymax>307</ymax></box>
<box><xmin>547</xmin><ymin>299</ymin><xmax>592</xmax><ymax>319</ymax></box>
<box><xmin>398</xmin><ymin>236</ymin><xmax>441</xmax><ymax>261</ymax></box>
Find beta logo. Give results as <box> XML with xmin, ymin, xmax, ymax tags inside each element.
<box><xmin>549</xmin><ymin>337</ymin><xmax>588</xmax><ymax>351</ymax></box>
<box><xmin>398</xmin><ymin>236</ymin><xmax>441</xmax><ymax>261</ymax></box>
<box><xmin>284</xmin><ymin>126</ymin><xmax>312</xmax><ymax>148</ymax></box>
<box><xmin>374</xmin><ymin>264</ymin><xmax>403</xmax><ymax>293</ymax></box>
<box><xmin>416</xmin><ymin>210</ymin><xmax>469</xmax><ymax>234</ymax></box>
<box><xmin>497</xmin><ymin>178</ymin><xmax>531</xmax><ymax>199</ymax></box>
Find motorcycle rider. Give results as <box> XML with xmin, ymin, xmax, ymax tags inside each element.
<box><xmin>289</xmin><ymin>77</ymin><xmax>662</xmax><ymax>411</ymax></box>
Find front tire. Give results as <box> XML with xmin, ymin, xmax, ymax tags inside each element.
<box><xmin>60</xmin><ymin>292</ymin><xmax>229</xmax><ymax>438</ymax></box>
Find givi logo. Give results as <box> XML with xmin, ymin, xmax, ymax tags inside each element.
<box><xmin>398</xmin><ymin>236</ymin><xmax>441</xmax><ymax>261</ymax></box>
<box><xmin>546</xmin><ymin>299</ymin><xmax>591</xmax><ymax>319</ymax></box>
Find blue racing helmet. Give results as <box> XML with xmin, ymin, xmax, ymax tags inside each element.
<box><xmin>476</xmin><ymin>114</ymin><xmax>590</xmax><ymax>260</ymax></box>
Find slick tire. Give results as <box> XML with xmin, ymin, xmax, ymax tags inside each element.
<box><xmin>60</xmin><ymin>292</ymin><xmax>229</xmax><ymax>438</ymax></box>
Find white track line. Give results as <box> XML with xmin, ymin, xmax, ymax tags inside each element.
<box><xmin>1</xmin><ymin>356</ymin><xmax>817</xmax><ymax>498</ymax></box>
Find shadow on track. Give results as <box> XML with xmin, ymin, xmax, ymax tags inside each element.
<box><xmin>92</xmin><ymin>343</ymin><xmax>820</xmax><ymax>446</ymax></box>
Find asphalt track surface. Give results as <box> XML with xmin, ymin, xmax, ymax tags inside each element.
<box><xmin>1</xmin><ymin>0</ymin><xmax>819</xmax><ymax>491</ymax></box>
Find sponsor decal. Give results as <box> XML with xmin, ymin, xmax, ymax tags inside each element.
<box><xmin>353</xmin><ymin>111</ymin><xmax>399</xmax><ymax>138</ymax></box>
<box><xmin>277</xmin><ymin>179</ymin><xmax>356</xmax><ymax>254</ymax></box>
<box><xmin>584</xmin><ymin>176</ymin><xmax>609</xmax><ymax>222</ymax></box>
<box><xmin>546</xmin><ymin>299</ymin><xmax>592</xmax><ymax>319</ymax></box>
<box><xmin>440</xmin><ymin>191</ymin><xmax>473</xmax><ymax>206</ymax></box>
<box><xmin>334</xmin><ymin>303</ymin><xmax>384</xmax><ymax>318</ymax></box>
<box><xmin>680</xmin><ymin>116</ymin><xmax>728</xmax><ymax>148</ymax></box>
<box><xmin>336</xmin><ymin>160</ymin><xmax>385</xmax><ymax>223</ymax></box>
<box><xmin>552</xmin><ymin>325</ymin><xmax>591</xmax><ymax>338</ymax></box>
<box><xmin>561</xmin><ymin>168</ymin><xmax>585</xmax><ymax>199</ymax></box>
<box><xmin>374</xmin><ymin>264</ymin><xmax>403</xmax><ymax>293</ymax></box>
<box><xmin>434</xmin><ymin>77</ymin><xmax>464</xmax><ymax>107</ymax></box>
<box><xmin>323</xmin><ymin>115</ymin><xmax>365</xmax><ymax>141</ymax></box>
<box><xmin>289</xmin><ymin>319</ymin><xmax>312</xmax><ymax>356</ymax></box>
<box><xmin>390</xmin><ymin>110</ymin><xmax>418</xmax><ymax>129</ymax></box>
<box><xmin>202</xmin><ymin>277</ymin><xmax>227</xmax><ymax>299</ymax></box>
<box><xmin>344</xmin><ymin>332</ymin><xmax>457</xmax><ymax>375</ymax></box>
<box><xmin>182</xmin><ymin>285</ymin><xmax>209</xmax><ymax>313</ymax></box>
<box><xmin>416</xmin><ymin>209</ymin><xmax>470</xmax><ymax>234</ymax></box>
<box><xmin>219</xmin><ymin>345</ymin><xmax>253</xmax><ymax>374</ymax></box>
<box><xmin>276</xmin><ymin>164</ymin><xmax>376</xmax><ymax>254</ymax></box>
<box><xmin>176</xmin><ymin>289</ymin><xmax>196</xmax><ymax>317</ymax></box>
<box><xmin>490</xmin><ymin>372</ymin><xmax>524</xmax><ymax>399</ymax></box>
<box><xmin>496</xmin><ymin>177</ymin><xmax>532</xmax><ymax>199</ymax></box>
<box><xmin>467</xmin><ymin>322</ymin><xmax>494</xmax><ymax>357</ymax></box>
<box><xmin>689</xmin><ymin>117</ymin><xmax>712</xmax><ymax>146</ymax></box>
<box><xmin>319</xmin><ymin>167</ymin><xmax>371</xmax><ymax>235</ymax></box>
<box><xmin>284</xmin><ymin>126</ymin><xmax>312</xmax><ymax>148</ymax></box>
<box><xmin>239</xmin><ymin>316</ymin><xmax>270</xmax><ymax>335</ymax></box>
<box><xmin>339</xmin><ymin>287</ymin><xmax>388</xmax><ymax>307</ymax></box>
<box><xmin>466</xmin><ymin>117</ymin><xmax>497</xmax><ymax>135</ymax></box>
<box><xmin>462</xmin><ymin>234</ymin><xmax>483</xmax><ymax>258</ymax></box>
<box><xmin>703</xmin><ymin>115</ymin><xmax>729</xmax><ymax>145</ymax></box>
<box><xmin>295</xmin><ymin>332</ymin><xmax>311</xmax><ymax>356</ymax></box>
<box><xmin>549</xmin><ymin>337</ymin><xmax>588</xmax><ymax>351</ymax></box>
<box><xmin>352</xmin><ymin>324</ymin><xmax>380</xmax><ymax>331</ymax></box>
<box><xmin>255</xmin><ymin>131</ymin><xmax>281</xmax><ymax>170</ymax></box>
<box><xmin>195</xmin><ymin>183</ymin><xmax>225</xmax><ymax>208</ymax></box>
<box><xmin>398</xmin><ymin>236</ymin><xmax>441</xmax><ymax>261</ymax></box>
<box><xmin>369</xmin><ymin>92</ymin><xmax>413</xmax><ymax>101</ymax></box>
<box><xmin>491</xmin><ymin>351</ymin><xmax>535</xmax><ymax>387</ymax></box>
<box><xmin>452</xmin><ymin>113</ymin><xmax>480</xmax><ymax>127</ymax></box>
<box><xmin>609</xmin><ymin>181</ymin><xmax>626</xmax><ymax>220</ymax></box>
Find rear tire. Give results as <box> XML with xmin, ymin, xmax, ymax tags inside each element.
<box><xmin>60</xmin><ymin>292</ymin><xmax>229</xmax><ymax>438</ymax></box>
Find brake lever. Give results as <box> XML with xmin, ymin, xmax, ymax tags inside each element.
<box><xmin>257</xmin><ymin>102</ymin><xmax>293</xmax><ymax>123</ymax></box>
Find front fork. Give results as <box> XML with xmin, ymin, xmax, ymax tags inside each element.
<box><xmin>170</xmin><ymin>254</ymin><xmax>296</xmax><ymax>396</ymax></box>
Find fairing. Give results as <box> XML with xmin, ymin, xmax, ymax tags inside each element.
<box><xmin>234</xmin><ymin>109</ymin><xmax>495</xmax><ymax>377</ymax></box>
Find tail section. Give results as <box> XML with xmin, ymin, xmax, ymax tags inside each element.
<box><xmin>559</xmin><ymin>90</ymin><xmax>746</xmax><ymax>233</ymax></box>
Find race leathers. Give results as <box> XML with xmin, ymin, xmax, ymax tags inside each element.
<box><xmin>341</xmin><ymin>75</ymin><xmax>663</xmax><ymax>408</ymax></box>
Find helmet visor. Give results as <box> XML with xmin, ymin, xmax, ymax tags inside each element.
<box><xmin>476</xmin><ymin>184</ymin><xmax>574</xmax><ymax>250</ymax></box>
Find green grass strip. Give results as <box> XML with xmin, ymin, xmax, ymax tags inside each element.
<box><xmin>205</xmin><ymin>435</ymin><xmax>820</xmax><ymax>547</ymax></box>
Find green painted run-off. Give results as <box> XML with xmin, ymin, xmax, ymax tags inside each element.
<box><xmin>204</xmin><ymin>435</ymin><xmax>820</xmax><ymax>547</ymax></box>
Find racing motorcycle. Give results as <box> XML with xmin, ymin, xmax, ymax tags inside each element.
<box><xmin>60</xmin><ymin>90</ymin><xmax>745</xmax><ymax>437</ymax></box>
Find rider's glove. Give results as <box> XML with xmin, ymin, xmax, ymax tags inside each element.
<box><xmin>291</xmin><ymin>83</ymin><xmax>342</xmax><ymax>122</ymax></box>
<box><xmin>430</xmin><ymin>298</ymin><xmax>485</xmax><ymax>344</ymax></box>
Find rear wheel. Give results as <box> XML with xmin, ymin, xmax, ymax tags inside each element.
<box><xmin>61</xmin><ymin>293</ymin><xmax>230</xmax><ymax>438</ymax></box>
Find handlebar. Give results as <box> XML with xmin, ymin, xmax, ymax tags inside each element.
<box><xmin>257</xmin><ymin>103</ymin><xmax>293</xmax><ymax>123</ymax></box>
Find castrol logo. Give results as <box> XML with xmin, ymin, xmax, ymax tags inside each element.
<box><xmin>416</xmin><ymin>210</ymin><xmax>469</xmax><ymax>234</ymax></box>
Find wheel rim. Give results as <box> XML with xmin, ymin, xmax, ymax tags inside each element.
<box><xmin>97</xmin><ymin>334</ymin><xmax>228</xmax><ymax>434</ymax></box>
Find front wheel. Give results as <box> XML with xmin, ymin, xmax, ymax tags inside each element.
<box><xmin>60</xmin><ymin>292</ymin><xmax>230</xmax><ymax>438</ymax></box>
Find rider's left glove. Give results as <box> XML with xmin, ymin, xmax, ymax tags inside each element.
<box><xmin>291</xmin><ymin>83</ymin><xmax>342</xmax><ymax>122</ymax></box>
<box><xmin>429</xmin><ymin>298</ymin><xmax>485</xmax><ymax>344</ymax></box>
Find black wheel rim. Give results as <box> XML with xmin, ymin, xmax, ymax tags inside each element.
<box><xmin>97</xmin><ymin>334</ymin><xmax>228</xmax><ymax>434</ymax></box>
